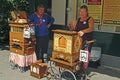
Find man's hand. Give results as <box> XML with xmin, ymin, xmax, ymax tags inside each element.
<box><xmin>47</xmin><ymin>24</ymin><xmax>51</xmax><ymax>28</ymax></box>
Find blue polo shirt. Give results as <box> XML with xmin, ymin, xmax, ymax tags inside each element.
<box><xmin>28</xmin><ymin>13</ymin><xmax>54</xmax><ymax>37</ymax></box>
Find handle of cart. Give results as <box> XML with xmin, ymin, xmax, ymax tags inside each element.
<box><xmin>81</xmin><ymin>39</ymin><xmax>95</xmax><ymax>50</ymax></box>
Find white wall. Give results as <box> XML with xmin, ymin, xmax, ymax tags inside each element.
<box><xmin>51</xmin><ymin>0</ymin><xmax>77</xmax><ymax>25</ymax></box>
<box><xmin>67</xmin><ymin>0</ymin><xmax>75</xmax><ymax>24</ymax></box>
<box><xmin>51</xmin><ymin>0</ymin><xmax>66</xmax><ymax>25</ymax></box>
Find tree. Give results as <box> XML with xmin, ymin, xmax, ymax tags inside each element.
<box><xmin>12</xmin><ymin>0</ymin><xmax>30</xmax><ymax>12</ymax></box>
<box><xmin>0</xmin><ymin>0</ymin><xmax>30</xmax><ymax>43</ymax></box>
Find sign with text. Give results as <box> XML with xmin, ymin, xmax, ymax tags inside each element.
<box><xmin>102</xmin><ymin>0</ymin><xmax>120</xmax><ymax>25</ymax></box>
<box><xmin>87</xmin><ymin>0</ymin><xmax>103</xmax><ymax>24</ymax></box>
<box><xmin>79</xmin><ymin>50</ymin><xmax>88</xmax><ymax>62</ymax></box>
<box><xmin>88</xmin><ymin>0</ymin><xmax>101</xmax><ymax>5</ymax></box>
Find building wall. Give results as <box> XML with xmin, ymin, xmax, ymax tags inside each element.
<box><xmin>93</xmin><ymin>31</ymin><xmax>120</xmax><ymax>57</ymax></box>
<box><xmin>92</xmin><ymin>25</ymin><xmax>120</xmax><ymax>69</ymax></box>
<box><xmin>101</xmin><ymin>54</ymin><xmax>120</xmax><ymax>69</ymax></box>
<box><xmin>67</xmin><ymin>0</ymin><xmax>75</xmax><ymax>23</ymax></box>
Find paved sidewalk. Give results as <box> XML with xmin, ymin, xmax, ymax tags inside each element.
<box><xmin>0</xmin><ymin>41</ymin><xmax>120</xmax><ymax>80</ymax></box>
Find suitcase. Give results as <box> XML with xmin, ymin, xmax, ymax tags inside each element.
<box><xmin>30</xmin><ymin>60</ymin><xmax>48</xmax><ymax>79</ymax></box>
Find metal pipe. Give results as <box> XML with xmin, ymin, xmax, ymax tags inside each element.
<box><xmin>73</xmin><ymin>0</ymin><xmax>77</xmax><ymax>21</ymax></box>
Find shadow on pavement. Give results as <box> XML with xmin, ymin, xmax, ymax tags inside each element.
<box><xmin>0</xmin><ymin>43</ymin><xmax>9</xmax><ymax>51</ymax></box>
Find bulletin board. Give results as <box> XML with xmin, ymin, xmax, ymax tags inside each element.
<box><xmin>102</xmin><ymin>0</ymin><xmax>120</xmax><ymax>26</ymax></box>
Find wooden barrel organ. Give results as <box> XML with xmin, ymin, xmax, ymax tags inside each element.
<box><xmin>9</xmin><ymin>23</ymin><xmax>35</xmax><ymax>55</ymax></box>
<box><xmin>52</xmin><ymin>29</ymin><xmax>82</xmax><ymax>63</ymax></box>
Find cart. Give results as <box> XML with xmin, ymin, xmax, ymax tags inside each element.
<box><xmin>9</xmin><ymin>23</ymin><xmax>36</xmax><ymax>72</ymax></box>
<box><xmin>45</xmin><ymin>30</ymin><xmax>95</xmax><ymax>80</ymax></box>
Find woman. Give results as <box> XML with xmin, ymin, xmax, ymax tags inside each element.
<box><xmin>28</xmin><ymin>5</ymin><xmax>54</xmax><ymax>62</ymax></box>
<box><xmin>68</xmin><ymin>5</ymin><xmax>94</xmax><ymax>69</ymax></box>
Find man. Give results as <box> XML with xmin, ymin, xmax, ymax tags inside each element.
<box><xmin>28</xmin><ymin>5</ymin><xmax>54</xmax><ymax>62</ymax></box>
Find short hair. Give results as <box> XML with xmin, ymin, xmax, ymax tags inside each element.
<box><xmin>37</xmin><ymin>4</ymin><xmax>45</xmax><ymax>9</ymax></box>
<box><xmin>35</xmin><ymin>4</ymin><xmax>45</xmax><ymax>12</ymax></box>
<box><xmin>80</xmin><ymin>5</ymin><xmax>88</xmax><ymax>12</ymax></box>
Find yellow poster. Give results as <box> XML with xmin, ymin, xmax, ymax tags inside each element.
<box><xmin>87</xmin><ymin>0</ymin><xmax>103</xmax><ymax>24</ymax></box>
<box><xmin>102</xmin><ymin>0</ymin><xmax>120</xmax><ymax>25</ymax></box>
<box><xmin>78</xmin><ymin>0</ymin><xmax>103</xmax><ymax>24</ymax></box>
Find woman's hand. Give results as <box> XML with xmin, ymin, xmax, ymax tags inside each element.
<box><xmin>78</xmin><ymin>31</ymin><xmax>84</xmax><ymax>37</ymax></box>
<box><xmin>68</xmin><ymin>20</ymin><xmax>77</xmax><ymax>30</ymax></box>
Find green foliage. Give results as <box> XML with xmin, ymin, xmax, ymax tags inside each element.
<box><xmin>0</xmin><ymin>0</ymin><xmax>13</xmax><ymax>16</ymax></box>
<box><xmin>0</xmin><ymin>0</ymin><xmax>30</xmax><ymax>42</ymax></box>
<box><xmin>12</xmin><ymin>0</ymin><xmax>30</xmax><ymax>12</ymax></box>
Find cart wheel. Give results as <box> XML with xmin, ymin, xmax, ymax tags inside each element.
<box><xmin>81</xmin><ymin>75</ymin><xmax>87</xmax><ymax>80</ymax></box>
<box><xmin>19</xmin><ymin>67</ymin><xmax>25</xmax><ymax>73</ymax></box>
<box><xmin>46</xmin><ymin>66</ymin><xmax>60</xmax><ymax>80</ymax></box>
<box><xmin>58</xmin><ymin>67</ymin><xmax>65</xmax><ymax>74</ymax></box>
<box><xmin>49</xmin><ymin>61</ymin><xmax>56</xmax><ymax>67</ymax></box>
<box><xmin>80</xmin><ymin>66</ymin><xmax>87</xmax><ymax>80</ymax></box>
<box><xmin>10</xmin><ymin>62</ymin><xmax>17</xmax><ymax>70</ymax></box>
<box><xmin>60</xmin><ymin>70</ymin><xmax>77</xmax><ymax>80</ymax></box>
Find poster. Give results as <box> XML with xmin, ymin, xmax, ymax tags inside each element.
<box><xmin>102</xmin><ymin>0</ymin><xmax>120</xmax><ymax>25</ymax></box>
<box><xmin>87</xmin><ymin>0</ymin><xmax>102</xmax><ymax>24</ymax></box>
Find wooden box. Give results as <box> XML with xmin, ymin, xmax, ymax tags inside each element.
<box><xmin>50</xmin><ymin>58</ymin><xmax>81</xmax><ymax>72</ymax></box>
<box><xmin>10</xmin><ymin>32</ymin><xmax>24</xmax><ymax>43</ymax></box>
<box><xmin>9</xmin><ymin>23</ymin><xmax>36</xmax><ymax>55</ymax></box>
<box><xmin>10</xmin><ymin>43</ymin><xmax>35</xmax><ymax>55</ymax></box>
<box><xmin>9</xmin><ymin>23</ymin><xmax>35</xmax><ymax>39</ymax></box>
<box><xmin>25</xmin><ymin>47</ymin><xmax>35</xmax><ymax>55</ymax></box>
<box><xmin>52</xmin><ymin>30</ymin><xmax>82</xmax><ymax>63</ymax></box>
<box><xmin>10</xmin><ymin>37</ymin><xmax>35</xmax><ymax>55</ymax></box>
<box><xmin>30</xmin><ymin>60</ymin><xmax>48</xmax><ymax>79</ymax></box>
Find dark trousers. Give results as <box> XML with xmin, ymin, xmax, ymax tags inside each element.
<box><xmin>35</xmin><ymin>35</ymin><xmax>49</xmax><ymax>60</ymax></box>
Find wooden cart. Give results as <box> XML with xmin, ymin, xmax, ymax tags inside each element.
<box><xmin>9</xmin><ymin>23</ymin><xmax>36</xmax><ymax>72</ymax></box>
<box><xmin>46</xmin><ymin>30</ymin><xmax>87</xmax><ymax>80</ymax></box>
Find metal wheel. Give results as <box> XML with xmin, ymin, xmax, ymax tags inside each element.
<box><xmin>19</xmin><ymin>67</ymin><xmax>25</xmax><ymax>73</ymax></box>
<box><xmin>80</xmin><ymin>66</ymin><xmax>87</xmax><ymax>80</ymax></box>
<box><xmin>60</xmin><ymin>70</ymin><xmax>77</xmax><ymax>80</ymax></box>
<box><xmin>49</xmin><ymin>60</ymin><xmax>56</xmax><ymax>67</ymax></box>
<box><xmin>46</xmin><ymin>66</ymin><xmax>61</xmax><ymax>80</ymax></box>
<box><xmin>10</xmin><ymin>61</ymin><xmax>18</xmax><ymax>70</ymax></box>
